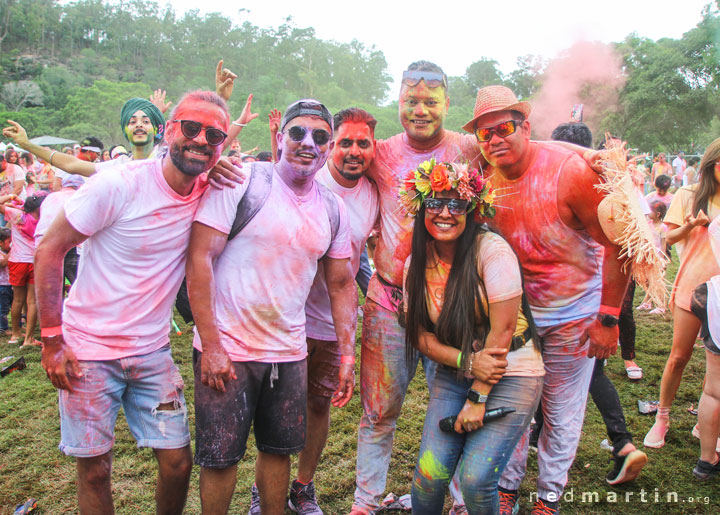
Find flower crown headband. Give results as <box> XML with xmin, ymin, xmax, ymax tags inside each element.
<box><xmin>398</xmin><ymin>158</ymin><xmax>496</xmax><ymax>218</ymax></box>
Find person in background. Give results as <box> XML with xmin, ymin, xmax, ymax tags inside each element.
<box><xmin>636</xmin><ymin>201</ymin><xmax>669</xmax><ymax>314</ymax></box>
<box><xmin>646</xmin><ymin>174</ymin><xmax>674</xmax><ymax>211</ymax></box>
<box><xmin>0</xmin><ymin>228</ymin><xmax>12</xmax><ymax>335</ymax></box>
<box><xmin>0</xmin><ymin>193</ymin><xmax>46</xmax><ymax>346</ymax></box>
<box><xmin>644</xmin><ymin>137</ymin><xmax>720</xmax><ymax>450</ymax></box>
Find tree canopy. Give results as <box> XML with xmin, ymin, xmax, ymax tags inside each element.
<box><xmin>1</xmin><ymin>0</ymin><xmax>719</xmax><ymax>154</ymax></box>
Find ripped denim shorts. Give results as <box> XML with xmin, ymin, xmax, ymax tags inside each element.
<box><xmin>58</xmin><ymin>344</ymin><xmax>190</xmax><ymax>457</ymax></box>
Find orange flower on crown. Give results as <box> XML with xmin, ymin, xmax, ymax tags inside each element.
<box><xmin>430</xmin><ymin>163</ymin><xmax>452</xmax><ymax>192</ymax></box>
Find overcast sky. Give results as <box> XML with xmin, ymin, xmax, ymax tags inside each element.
<box><xmin>168</xmin><ymin>0</ymin><xmax>712</xmax><ymax>96</ymax></box>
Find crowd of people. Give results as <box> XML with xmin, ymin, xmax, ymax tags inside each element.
<box><xmin>0</xmin><ymin>58</ymin><xmax>718</xmax><ymax>515</ymax></box>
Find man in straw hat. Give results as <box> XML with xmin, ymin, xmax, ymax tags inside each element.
<box><xmin>462</xmin><ymin>86</ymin><xmax>644</xmax><ymax>514</ymax></box>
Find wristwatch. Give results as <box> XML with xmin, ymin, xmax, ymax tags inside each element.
<box><xmin>467</xmin><ymin>389</ymin><xmax>488</xmax><ymax>404</ymax></box>
<box><xmin>597</xmin><ymin>313</ymin><xmax>619</xmax><ymax>328</ymax></box>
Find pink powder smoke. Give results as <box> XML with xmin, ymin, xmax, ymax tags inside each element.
<box><xmin>529</xmin><ymin>41</ymin><xmax>626</xmax><ymax>141</ymax></box>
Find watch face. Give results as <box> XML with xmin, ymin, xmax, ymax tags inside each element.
<box><xmin>599</xmin><ymin>314</ymin><xmax>619</xmax><ymax>327</ymax></box>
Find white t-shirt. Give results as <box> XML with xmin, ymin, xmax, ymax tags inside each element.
<box><xmin>35</xmin><ymin>188</ymin><xmax>76</xmax><ymax>247</ymax></box>
<box><xmin>62</xmin><ymin>158</ymin><xmax>207</xmax><ymax>360</ymax></box>
<box><xmin>2</xmin><ymin>164</ymin><xmax>26</xmax><ymax>199</ymax></box>
<box><xmin>305</xmin><ymin>165</ymin><xmax>379</xmax><ymax>341</ymax></box>
<box><xmin>4</xmin><ymin>206</ymin><xmax>35</xmax><ymax>263</ymax></box>
<box><xmin>192</xmin><ymin>164</ymin><xmax>353</xmax><ymax>362</ymax></box>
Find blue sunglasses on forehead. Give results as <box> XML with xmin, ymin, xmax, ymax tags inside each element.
<box><xmin>402</xmin><ymin>70</ymin><xmax>448</xmax><ymax>89</ymax></box>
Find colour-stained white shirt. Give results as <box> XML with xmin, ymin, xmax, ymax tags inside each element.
<box><xmin>62</xmin><ymin>158</ymin><xmax>207</xmax><ymax>360</ymax></box>
<box><xmin>4</xmin><ymin>206</ymin><xmax>35</xmax><ymax>263</ymax></box>
<box><xmin>305</xmin><ymin>165</ymin><xmax>379</xmax><ymax>341</ymax></box>
<box><xmin>35</xmin><ymin>188</ymin><xmax>76</xmax><ymax>247</ymax></box>
<box><xmin>192</xmin><ymin>164</ymin><xmax>352</xmax><ymax>362</ymax></box>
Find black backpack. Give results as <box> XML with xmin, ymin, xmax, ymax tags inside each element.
<box><xmin>175</xmin><ymin>162</ymin><xmax>340</xmax><ymax>323</ymax></box>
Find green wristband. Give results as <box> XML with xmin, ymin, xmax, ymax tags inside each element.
<box><xmin>456</xmin><ymin>351</ymin><xmax>463</xmax><ymax>369</ymax></box>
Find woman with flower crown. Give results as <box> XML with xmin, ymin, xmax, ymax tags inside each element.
<box><xmin>401</xmin><ymin>159</ymin><xmax>544</xmax><ymax>514</ymax></box>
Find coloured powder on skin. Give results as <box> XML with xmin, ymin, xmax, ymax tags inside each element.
<box><xmin>418</xmin><ymin>449</ymin><xmax>450</xmax><ymax>481</ymax></box>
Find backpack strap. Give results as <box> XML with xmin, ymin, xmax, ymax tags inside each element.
<box><xmin>316</xmin><ymin>182</ymin><xmax>341</xmax><ymax>253</ymax></box>
<box><xmin>228</xmin><ymin>161</ymin><xmax>274</xmax><ymax>240</ymax></box>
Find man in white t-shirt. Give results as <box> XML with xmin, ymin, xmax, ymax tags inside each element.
<box><xmin>284</xmin><ymin>107</ymin><xmax>379</xmax><ymax>513</ymax></box>
<box><xmin>672</xmin><ymin>152</ymin><xmax>686</xmax><ymax>187</ymax></box>
<box><xmin>34</xmin><ymin>90</ymin><xmax>231</xmax><ymax>515</ymax></box>
<box><xmin>187</xmin><ymin>99</ymin><xmax>357</xmax><ymax>515</ymax></box>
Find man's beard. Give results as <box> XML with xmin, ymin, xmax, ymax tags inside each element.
<box><xmin>169</xmin><ymin>142</ymin><xmax>212</xmax><ymax>177</ymax></box>
<box><xmin>337</xmin><ymin>167</ymin><xmax>364</xmax><ymax>182</ymax></box>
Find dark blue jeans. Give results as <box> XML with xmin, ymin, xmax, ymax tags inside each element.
<box><xmin>0</xmin><ymin>285</ymin><xmax>12</xmax><ymax>331</ymax></box>
<box><xmin>412</xmin><ymin>366</ymin><xmax>542</xmax><ymax>515</ymax></box>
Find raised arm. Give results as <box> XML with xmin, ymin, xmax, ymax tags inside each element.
<box><xmin>3</xmin><ymin>120</ymin><xmax>96</xmax><ymax>177</ymax></box>
<box><xmin>186</xmin><ymin>221</ymin><xmax>235</xmax><ymax>392</ymax></box>
<box><xmin>269</xmin><ymin>109</ymin><xmax>281</xmax><ymax>162</ymax></box>
<box><xmin>36</xmin><ymin>211</ymin><xmax>89</xmax><ymax>390</ymax></box>
<box><xmin>323</xmin><ymin>255</ymin><xmax>358</xmax><ymax>407</ymax></box>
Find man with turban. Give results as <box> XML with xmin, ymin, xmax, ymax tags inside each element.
<box><xmin>119</xmin><ymin>97</ymin><xmax>165</xmax><ymax>161</ymax></box>
<box><xmin>3</xmin><ymin>97</ymin><xmax>165</xmax><ymax>178</ymax></box>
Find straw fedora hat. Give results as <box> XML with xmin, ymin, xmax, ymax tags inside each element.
<box><xmin>462</xmin><ymin>85</ymin><xmax>532</xmax><ymax>133</ymax></box>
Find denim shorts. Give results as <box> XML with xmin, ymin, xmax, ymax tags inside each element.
<box><xmin>58</xmin><ymin>345</ymin><xmax>190</xmax><ymax>458</ymax></box>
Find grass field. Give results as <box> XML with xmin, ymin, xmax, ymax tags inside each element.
<box><xmin>0</xmin><ymin>257</ymin><xmax>718</xmax><ymax>514</ymax></box>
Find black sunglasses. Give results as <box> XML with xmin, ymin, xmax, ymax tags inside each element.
<box><xmin>424</xmin><ymin>197</ymin><xmax>470</xmax><ymax>215</ymax></box>
<box><xmin>287</xmin><ymin>126</ymin><xmax>332</xmax><ymax>146</ymax></box>
<box><xmin>474</xmin><ymin>120</ymin><xmax>522</xmax><ymax>143</ymax></box>
<box><xmin>172</xmin><ymin>119</ymin><xmax>228</xmax><ymax>147</ymax></box>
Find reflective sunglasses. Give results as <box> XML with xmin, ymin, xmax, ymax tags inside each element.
<box><xmin>424</xmin><ymin>197</ymin><xmax>470</xmax><ymax>215</ymax></box>
<box><xmin>401</xmin><ymin>70</ymin><xmax>448</xmax><ymax>89</ymax></box>
<box><xmin>172</xmin><ymin>119</ymin><xmax>228</xmax><ymax>146</ymax></box>
<box><xmin>287</xmin><ymin>126</ymin><xmax>332</xmax><ymax>146</ymax></box>
<box><xmin>474</xmin><ymin>120</ymin><xmax>522</xmax><ymax>143</ymax></box>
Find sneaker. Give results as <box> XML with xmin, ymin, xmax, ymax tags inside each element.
<box><xmin>636</xmin><ymin>302</ymin><xmax>651</xmax><ymax>311</ymax></box>
<box><xmin>606</xmin><ymin>449</ymin><xmax>648</xmax><ymax>485</ymax></box>
<box><xmin>498</xmin><ymin>487</ymin><xmax>520</xmax><ymax>515</ymax></box>
<box><xmin>530</xmin><ymin>498</ymin><xmax>559</xmax><ymax>514</ymax></box>
<box><xmin>648</xmin><ymin>307</ymin><xmax>665</xmax><ymax>315</ymax></box>
<box><xmin>288</xmin><ymin>479</ymin><xmax>323</xmax><ymax>514</ymax></box>
<box><xmin>693</xmin><ymin>456</ymin><xmax>720</xmax><ymax>480</ymax></box>
<box><xmin>643</xmin><ymin>418</ymin><xmax>669</xmax><ymax>448</ymax></box>
<box><xmin>248</xmin><ymin>484</ymin><xmax>261</xmax><ymax>515</ymax></box>
<box><xmin>600</xmin><ymin>439</ymin><xmax>614</xmax><ymax>452</ymax></box>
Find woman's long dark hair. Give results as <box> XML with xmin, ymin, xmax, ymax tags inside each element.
<box><xmin>404</xmin><ymin>204</ymin><xmax>488</xmax><ymax>372</ymax></box>
<box><xmin>694</xmin><ymin>137</ymin><xmax>720</xmax><ymax>217</ymax></box>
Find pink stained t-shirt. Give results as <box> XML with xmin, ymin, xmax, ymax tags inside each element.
<box><xmin>192</xmin><ymin>164</ymin><xmax>353</xmax><ymax>362</ymax></box>
<box><xmin>61</xmin><ymin>158</ymin><xmax>207</xmax><ymax>360</ymax></box>
<box><xmin>366</xmin><ymin>131</ymin><xmax>480</xmax><ymax>311</ymax></box>
<box><xmin>4</xmin><ymin>206</ymin><xmax>35</xmax><ymax>263</ymax></box>
<box><xmin>305</xmin><ymin>164</ymin><xmax>380</xmax><ymax>341</ymax></box>
<box><xmin>34</xmin><ymin>188</ymin><xmax>76</xmax><ymax>247</ymax></box>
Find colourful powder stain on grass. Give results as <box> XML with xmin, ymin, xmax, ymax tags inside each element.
<box><xmin>418</xmin><ymin>450</ymin><xmax>450</xmax><ymax>481</ymax></box>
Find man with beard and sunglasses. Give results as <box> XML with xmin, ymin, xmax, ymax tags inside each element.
<box><xmin>462</xmin><ymin>86</ymin><xmax>633</xmax><ymax>515</ymax></box>
<box><xmin>34</xmin><ymin>90</ymin><xmax>231</xmax><ymax>515</ymax></box>
<box><xmin>269</xmin><ymin>107</ymin><xmax>379</xmax><ymax>514</ymax></box>
<box><xmin>187</xmin><ymin>99</ymin><xmax>356</xmax><ymax>515</ymax></box>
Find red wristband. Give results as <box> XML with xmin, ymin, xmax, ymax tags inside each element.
<box><xmin>340</xmin><ymin>355</ymin><xmax>355</xmax><ymax>365</ymax></box>
<box><xmin>598</xmin><ymin>305</ymin><xmax>621</xmax><ymax>317</ymax></box>
<box><xmin>41</xmin><ymin>326</ymin><xmax>63</xmax><ymax>338</ymax></box>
